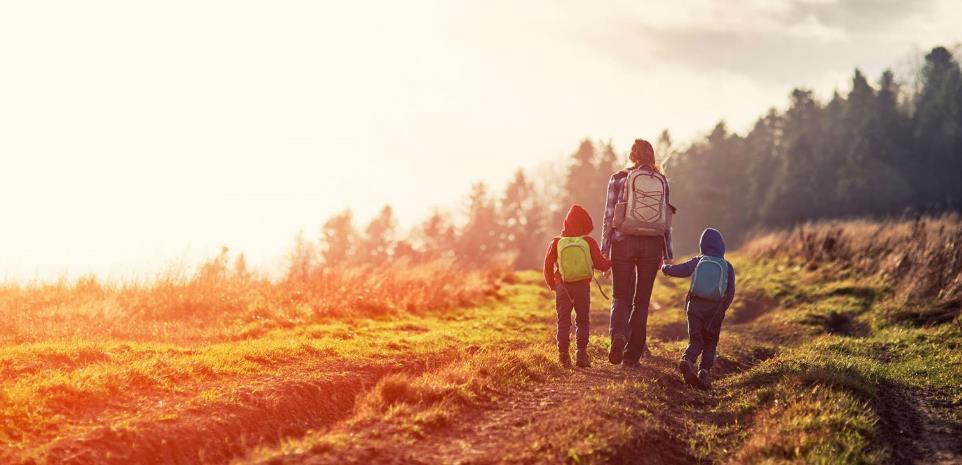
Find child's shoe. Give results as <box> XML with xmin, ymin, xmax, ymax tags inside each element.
<box><xmin>559</xmin><ymin>350</ymin><xmax>572</xmax><ymax>367</ymax></box>
<box><xmin>697</xmin><ymin>369</ymin><xmax>712</xmax><ymax>389</ymax></box>
<box><xmin>575</xmin><ymin>349</ymin><xmax>591</xmax><ymax>368</ymax></box>
<box><xmin>678</xmin><ymin>359</ymin><xmax>698</xmax><ymax>386</ymax></box>
<box><xmin>608</xmin><ymin>334</ymin><xmax>626</xmax><ymax>365</ymax></box>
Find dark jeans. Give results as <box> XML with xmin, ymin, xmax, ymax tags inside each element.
<box><xmin>682</xmin><ymin>297</ymin><xmax>727</xmax><ymax>371</ymax></box>
<box><xmin>555</xmin><ymin>281</ymin><xmax>591</xmax><ymax>351</ymax></box>
<box><xmin>609</xmin><ymin>235</ymin><xmax>664</xmax><ymax>362</ymax></box>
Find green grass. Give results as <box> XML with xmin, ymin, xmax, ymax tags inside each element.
<box><xmin>231</xmin><ymin>256</ymin><xmax>962</xmax><ymax>465</ymax></box>
<box><xmin>0</xmin><ymin>275</ymin><xmax>543</xmax><ymax>464</ymax></box>
<box><xmin>4</xmin><ymin>249</ymin><xmax>961</xmax><ymax>464</ymax></box>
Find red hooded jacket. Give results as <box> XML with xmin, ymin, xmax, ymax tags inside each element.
<box><xmin>543</xmin><ymin>204</ymin><xmax>611</xmax><ymax>289</ymax></box>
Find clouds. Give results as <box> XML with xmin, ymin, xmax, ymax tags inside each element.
<box><xmin>780</xmin><ymin>0</ymin><xmax>932</xmax><ymax>33</ymax></box>
<box><xmin>1</xmin><ymin>0</ymin><xmax>959</xmax><ymax>279</ymax></box>
<box><xmin>564</xmin><ymin>0</ymin><xmax>956</xmax><ymax>85</ymax></box>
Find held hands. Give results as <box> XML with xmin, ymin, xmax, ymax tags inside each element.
<box><xmin>660</xmin><ymin>257</ymin><xmax>673</xmax><ymax>273</ymax></box>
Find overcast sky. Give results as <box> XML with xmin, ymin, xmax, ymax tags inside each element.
<box><xmin>1</xmin><ymin>0</ymin><xmax>960</xmax><ymax>280</ymax></box>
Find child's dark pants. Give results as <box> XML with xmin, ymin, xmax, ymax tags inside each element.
<box><xmin>555</xmin><ymin>281</ymin><xmax>591</xmax><ymax>351</ymax></box>
<box><xmin>682</xmin><ymin>297</ymin><xmax>727</xmax><ymax>371</ymax></box>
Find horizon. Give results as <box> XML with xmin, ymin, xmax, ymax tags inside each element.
<box><xmin>2</xmin><ymin>1</ymin><xmax>960</xmax><ymax>280</ymax></box>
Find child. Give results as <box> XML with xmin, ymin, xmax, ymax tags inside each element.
<box><xmin>543</xmin><ymin>204</ymin><xmax>611</xmax><ymax>367</ymax></box>
<box><xmin>660</xmin><ymin>228</ymin><xmax>736</xmax><ymax>389</ymax></box>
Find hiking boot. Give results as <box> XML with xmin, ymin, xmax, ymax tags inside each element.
<box><xmin>622</xmin><ymin>358</ymin><xmax>641</xmax><ymax>369</ymax></box>
<box><xmin>697</xmin><ymin>369</ymin><xmax>712</xmax><ymax>389</ymax></box>
<box><xmin>678</xmin><ymin>359</ymin><xmax>698</xmax><ymax>386</ymax></box>
<box><xmin>559</xmin><ymin>350</ymin><xmax>571</xmax><ymax>367</ymax></box>
<box><xmin>575</xmin><ymin>349</ymin><xmax>591</xmax><ymax>368</ymax></box>
<box><xmin>640</xmin><ymin>346</ymin><xmax>652</xmax><ymax>358</ymax></box>
<box><xmin>608</xmin><ymin>334</ymin><xmax>626</xmax><ymax>365</ymax></box>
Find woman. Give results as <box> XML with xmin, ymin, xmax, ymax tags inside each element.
<box><xmin>601</xmin><ymin>139</ymin><xmax>674</xmax><ymax>368</ymax></box>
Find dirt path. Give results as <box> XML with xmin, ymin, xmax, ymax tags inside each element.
<box><xmin>255</xmin><ymin>354</ymin><xmax>698</xmax><ymax>465</ymax></box>
<box><xmin>918</xmin><ymin>396</ymin><xmax>962</xmax><ymax>465</ymax></box>
<box><xmin>245</xmin><ymin>278</ymin><xmax>962</xmax><ymax>465</ymax></box>
<box><xmin>402</xmin><ymin>365</ymin><xmax>625</xmax><ymax>465</ymax></box>
<box><xmin>877</xmin><ymin>386</ymin><xmax>962</xmax><ymax>465</ymax></box>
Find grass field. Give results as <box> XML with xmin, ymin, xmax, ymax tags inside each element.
<box><xmin>2</xmin><ymin>217</ymin><xmax>961</xmax><ymax>464</ymax></box>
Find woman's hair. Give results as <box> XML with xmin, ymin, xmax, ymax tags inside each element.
<box><xmin>628</xmin><ymin>138</ymin><xmax>663</xmax><ymax>174</ymax></box>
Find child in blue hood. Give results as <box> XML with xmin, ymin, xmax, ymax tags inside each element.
<box><xmin>660</xmin><ymin>228</ymin><xmax>736</xmax><ymax>389</ymax></box>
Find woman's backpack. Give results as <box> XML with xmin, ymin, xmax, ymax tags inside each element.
<box><xmin>612</xmin><ymin>166</ymin><xmax>672</xmax><ymax>236</ymax></box>
<box><xmin>689</xmin><ymin>256</ymin><xmax>729</xmax><ymax>301</ymax></box>
<box><xmin>557</xmin><ymin>237</ymin><xmax>593</xmax><ymax>282</ymax></box>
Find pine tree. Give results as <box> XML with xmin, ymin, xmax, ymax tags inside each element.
<box><xmin>655</xmin><ymin>129</ymin><xmax>676</xmax><ymax>166</ymax></box>
<box><xmin>320</xmin><ymin>209</ymin><xmax>357</xmax><ymax>267</ymax></box>
<box><xmin>914</xmin><ymin>46</ymin><xmax>962</xmax><ymax>209</ymax></box>
<box><xmin>287</xmin><ymin>231</ymin><xmax>318</xmax><ymax>283</ymax></box>
<box><xmin>561</xmin><ymin>139</ymin><xmax>599</xmax><ymax>235</ymax></box>
<box><xmin>358</xmin><ymin>205</ymin><xmax>397</xmax><ymax>265</ymax></box>
<box><xmin>458</xmin><ymin>182</ymin><xmax>501</xmax><ymax>265</ymax></box>
<box><xmin>617</xmin><ymin>45</ymin><xmax>961</xmax><ymax>256</ymax></box>
<box><xmin>761</xmin><ymin>89</ymin><xmax>824</xmax><ymax>226</ymax></box>
<box><xmin>741</xmin><ymin>109</ymin><xmax>783</xmax><ymax>226</ymax></box>
<box><xmin>834</xmin><ymin>69</ymin><xmax>877</xmax><ymax>215</ymax></box>
<box><xmin>500</xmin><ymin>169</ymin><xmax>544</xmax><ymax>269</ymax></box>
<box><xmin>416</xmin><ymin>210</ymin><xmax>456</xmax><ymax>261</ymax></box>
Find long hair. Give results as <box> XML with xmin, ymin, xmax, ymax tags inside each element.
<box><xmin>628</xmin><ymin>139</ymin><xmax>663</xmax><ymax>174</ymax></box>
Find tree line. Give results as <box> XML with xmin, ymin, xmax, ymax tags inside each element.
<box><xmin>666</xmin><ymin>45</ymin><xmax>962</xmax><ymax>252</ymax></box>
<box><xmin>297</xmin><ymin>45</ymin><xmax>962</xmax><ymax>272</ymax></box>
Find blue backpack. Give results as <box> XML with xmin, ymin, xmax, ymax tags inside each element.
<box><xmin>689</xmin><ymin>256</ymin><xmax>729</xmax><ymax>301</ymax></box>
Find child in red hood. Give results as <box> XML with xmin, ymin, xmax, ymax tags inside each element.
<box><xmin>543</xmin><ymin>204</ymin><xmax>611</xmax><ymax>367</ymax></box>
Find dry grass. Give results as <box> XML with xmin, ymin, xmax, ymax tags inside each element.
<box><xmin>0</xmin><ymin>251</ymin><xmax>498</xmax><ymax>344</ymax></box>
<box><xmin>4</xmin><ymin>217</ymin><xmax>961</xmax><ymax>465</ymax></box>
<box><xmin>0</xmin><ymin>250</ymin><xmax>507</xmax><ymax>465</ymax></box>
<box><xmin>743</xmin><ymin>214</ymin><xmax>962</xmax><ymax>304</ymax></box>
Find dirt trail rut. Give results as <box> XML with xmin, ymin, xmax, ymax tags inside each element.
<box><xmin>403</xmin><ymin>366</ymin><xmax>624</xmax><ymax>465</ymax></box>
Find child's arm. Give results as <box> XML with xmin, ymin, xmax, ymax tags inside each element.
<box><xmin>585</xmin><ymin>237</ymin><xmax>611</xmax><ymax>272</ymax></box>
<box><xmin>542</xmin><ymin>238</ymin><xmax>560</xmax><ymax>290</ymax></box>
<box><xmin>661</xmin><ymin>256</ymin><xmax>698</xmax><ymax>277</ymax></box>
<box><xmin>722</xmin><ymin>262</ymin><xmax>736</xmax><ymax>310</ymax></box>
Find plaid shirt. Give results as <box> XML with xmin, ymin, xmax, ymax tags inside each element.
<box><xmin>601</xmin><ymin>169</ymin><xmax>674</xmax><ymax>260</ymax></box>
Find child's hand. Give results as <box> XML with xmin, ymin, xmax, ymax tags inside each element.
<box><xmin>601</xmin><ymin>269</ymin><xmax>611</xmax><ymax>279</ymax></box>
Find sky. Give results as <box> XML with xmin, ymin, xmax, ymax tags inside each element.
<box><xmin>1</xmin><ymin>0</ymin><xmax>960</xmax><ymax>280</ymax></box>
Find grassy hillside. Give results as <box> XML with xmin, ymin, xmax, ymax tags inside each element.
<box><xmin>2</xmin><ymin>217</ymin><xmax>961</xmax><ymax>464</ymax></box>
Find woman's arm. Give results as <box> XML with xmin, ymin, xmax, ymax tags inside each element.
<box><xmin>663</xmin><ymin>228</ymin><xmax>674</xmax><ymax>263</ymax></box>
<box><xmin>600</xmin><ymin>174</ymin><xmax>620</xmax><ymax>257</ymax></box>
<box><xmin>663</xmin><ymin>180</ymin><xmax>674</xmax><ymax>261</ymax></box>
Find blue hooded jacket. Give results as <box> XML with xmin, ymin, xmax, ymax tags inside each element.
<box><xmin>661</xmin><ymin>228</ymin><xmax>736</xmax><ymax>310</ymax></box>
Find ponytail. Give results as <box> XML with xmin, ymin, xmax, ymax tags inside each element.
<box><xmin>628</xmin><ymin>139</ymin><xmax>663</xmax><ymax>174</ymax></box>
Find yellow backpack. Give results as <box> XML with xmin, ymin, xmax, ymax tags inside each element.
<box><xmin>557</xmin><ymin>236</ymin><xmax>593</xmax><ymax>282</ymax></box>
